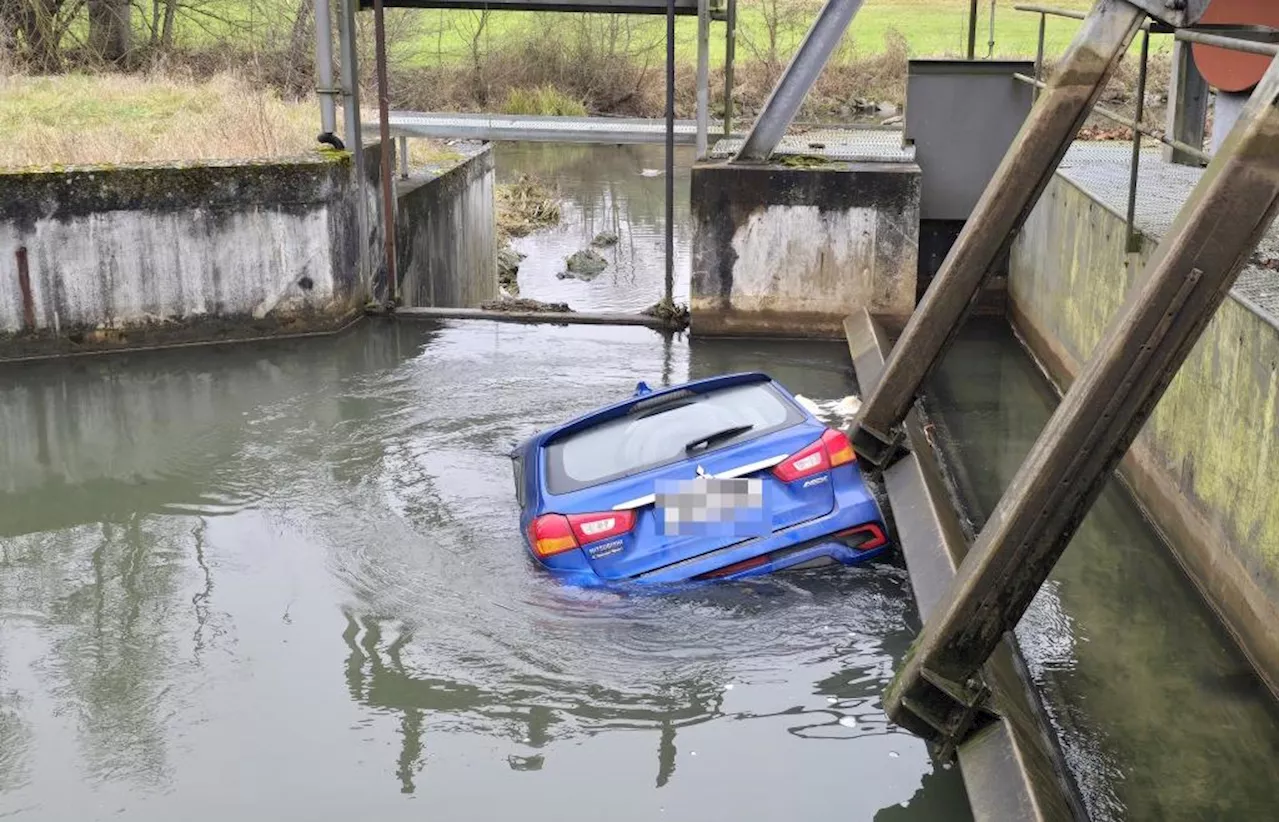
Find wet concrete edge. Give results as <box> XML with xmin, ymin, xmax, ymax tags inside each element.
<box><xmin>844</xmin><ymin>309</ymin><xmax>1086</xmax><ymax>822</ymax></box>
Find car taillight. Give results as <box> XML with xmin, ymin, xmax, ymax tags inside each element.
<box><xmin>821</xmin><ymin>428</ymin><xmax>856</xmax><ymax>467</ymax></box>
<box><xmin>567</xmin><ymin>511</ymin><xmax>636</xmax><ymax>544</ymax></box>
<box><xmin>772</xmin><ymin>428</ymin><xmax>857</xmax><ymax>482</ymax></box>
<box><xmin>528</xmin><ymin>514</ymin><xmax>578</xmax><ymax>557</ymax></box>
<box><xmin>528</xmin><ymin>511</ymin><xmax>637</xmax><ymax>557</ymax></box>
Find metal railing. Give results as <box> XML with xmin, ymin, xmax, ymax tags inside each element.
<box><xmin>1012</xmin><ymin>3</ymin><xmax>1278</xmax><ymax>250</ymax></box>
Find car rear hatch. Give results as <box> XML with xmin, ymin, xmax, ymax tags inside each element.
<box><xmin>539</xmin><ymin>380</ymin><xmax>835</xmax><ymax>580</ymax></box>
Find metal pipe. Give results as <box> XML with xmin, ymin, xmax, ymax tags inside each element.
<box><xmin>850</xmin><ymin>0</ymin><xmax>1144</xmax><ymax>466</ymax></box>
<box><xmin>733</xmin><ymin>0</ymin><xmax>867</xmax><ymax>162</ymax></box>
<box><xmin>1126</xmin><ymin>28</ymin><xmax>1149</xmax><ymax>252</ymax></box>
<box><xmin>338</xmin><ymin>0</ymin><xmax>361</xmax><ymax>153</ymax></box>
<box><xmin>399</xmin><ymin>135</ymin><xmax>409</xmax><ymax>179</ymax></box>
<box><xmin>885</xmin><ymin>59</ymin><xmax>1278</xmax><ymax>749</ymax></box>
<box><xmin>1013</xmin><ymin>72</ymin><xmax>1212</xmax><ymax>162</ymax></box>
<box><xmin>314</xmin><ymin>0</ymin><xmax>338</xmax><ymax>139</ymax></box>
<box><xmin>338</xmin><ymin>0</ymin><xmax>370</xmax><ymax>294</ymax></box>
<box><xmin>1033</xmin><ymin>11</ymin><xmax>1046</xmax><ymax>102</ymax></box>
<box><xmin>1175</xmin><ymin>28</ymin><xmax>1278</xmax><ymax>56</ymax></box>
<box><xmin>664</xmin><ymin>0</ymin><xmax>675</xmax><ymax>308</ymax></box>
<box><xmin>724</xmin><ymin>0</ymin><xmax>736</xmax><ymax>137</ymax></box>
<box><xmin>373</xmin><ymin>0</ymin><xmax>398</xmax><ymax>305</ymax></box>
<box><xmin>696</xmin><ymin>0</ymin><xmax>711</xmax><ymax>158</ymax></box>
<box><xmin>1013</xmin><ymin>3</ymin><xmax>1085</xmax><ymax>21</ymax></box>
<box><xmin>967</xmin><ymin>0</ymin><xmax>979</xmax><ymax>59</ymax></box>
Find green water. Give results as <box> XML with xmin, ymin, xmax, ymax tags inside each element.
<box><xmin>926</xmin><ymin>319</ymin><xmax>1279</xmax><ymax>822</ymax></box>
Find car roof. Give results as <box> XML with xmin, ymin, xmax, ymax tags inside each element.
<box><xmin>509</xmin><ymin>371</ymin><xmax>785</xmax><ymax>459</ymax></box>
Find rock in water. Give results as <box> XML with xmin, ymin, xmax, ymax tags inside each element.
<box><xmin>497</xmin><ymin>246</ymin><xmax>522</xmax><ymax>294</ymax></box>
<box><xmin>562</xmin><ymin>248</ymin><xmax>608</xmax><ymax>279</ymax></box>
<box><xmin>591</xmin><ymin>230</ymin><xmax>619</xmax><ymax>248</ymax></box>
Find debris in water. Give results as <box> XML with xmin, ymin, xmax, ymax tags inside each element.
<box><xmin>827</xmin><ymin>697</ymin><xmax>838</xmax><ymax>704</ymax></box>
<box><xmin>838</xmin><ymin>716</ymin><xmax>858</xmax><ymax>728</ymax></box>
<box><xmin>889</xmin><ymin>751</ymin><xmax>899</xmax><ymax>758</ymax></box>
<box><xmin>558</xmin><ymin>248</ymin><xmax>608</xmax><ymax>280</ymax></box>
<box><xmin>794</xmin><ymin>393</ymin><xmax>862</xmax><ymax>421</ymax></box>
<box><xmin>640</xmin><ymin>168</ymin><xmax>663</xmax><ymax>177</ymax></box>
<box><xmin>480</xmin><ymin>297</ymin><xmax>572</xmax><ymax>313</ymax></box>
<box><xmin>591</xmin><ymin>230</ymin><xmax>620</xmax><ymax>248</ymax></box>
<box><xmin>723</xmin><ymin>683</ymin><xmax>734</xmax><ymax>691</ymax></box>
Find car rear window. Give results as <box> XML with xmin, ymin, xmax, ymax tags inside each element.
<box><xmin>544</xmin><ymin>382</ymin><xmax>802</xmax><ymax>494</ymax></box>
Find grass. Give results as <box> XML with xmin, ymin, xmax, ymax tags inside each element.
<box><xmin>502</xmin><ymin>85</ymin><xmax>589</xmax><ymax>117</ymax></box>
<box><xmin>0</xmin><ymin>72</ymin><xmax>319</xmax><ymax>166</ymax></box>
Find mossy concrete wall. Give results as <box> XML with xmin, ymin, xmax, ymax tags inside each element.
<box><xmin>395</xmin><ymin>145</ymin><xmax>496</xmax><ymax>308</ymax></box>
<box><xmin>0</xmin><ymin>150</ymin><xmax>382</xmax><ymax>360</ymax></box>
<box><xmin>690</xmin><ymin>161</ymin><xmax>920</xmax><ymax>338</ymax></box>
<box><xmin>1009</xmin><ymin>173</ymin><xmax>1279</xmax><ymax>690</ymax></box>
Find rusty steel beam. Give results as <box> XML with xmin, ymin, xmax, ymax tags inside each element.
<box><xmin>372</xmin><ymin>0</ymin><xmax>399</xmax><ymax>305</ymax></box>
<box><xmin>885</xmin><ymin>58</ymin><xmax>1279</xmax><ymax>751</ymax></box>
<box><xmin>16</xmin><ymin>247</ymin><xmax>35</xmax><ymax>332</ymax></box>
<box><xmin>849</xmin><ymin>0</ymin><xmax>1144</xmax><ymax>467</ymax></box>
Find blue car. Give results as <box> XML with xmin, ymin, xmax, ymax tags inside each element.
<box><xmin>510</xmin><ymin>372</ymin><xmax>889</xmax><ymax>586</ymax></box>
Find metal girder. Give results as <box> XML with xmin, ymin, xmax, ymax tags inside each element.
<box><xmin>849</xmin><ymin>0</ymin><xmax>1144</xmax><ymax>466</ymax></box>
<box><xmin>731</xmin><ymin>0</ymin><xmax>866</xmax><ymax>163</ymax></box>
<box><xmin>1126</xmin><ymin>0</ymin><xmax>1210</xmax><ymax>28</ymax></box>
<box><xmin>885</xmin><ymin>57</ymin><xmax>1279</xmax><ymax>751</ymax></box>
<box><xmin>359</xmin><ymin>0</ymin><xmax>707</xmax><ymax>13</ymax></box>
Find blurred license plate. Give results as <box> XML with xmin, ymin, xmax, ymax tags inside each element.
<box><xmin>655</xmin><ymin>477</ymin><xmax>769</xmax><ymax>537</ymax></box>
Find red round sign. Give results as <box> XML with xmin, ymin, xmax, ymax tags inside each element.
<box><xmin>1191</xmin><ymin>0</ymin><xmax>1277</xmax><ymax>92</ymax></box>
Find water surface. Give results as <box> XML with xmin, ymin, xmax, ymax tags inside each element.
<box><xmin>494</xmin><ymin>142</ymin><xmax>694</xmax><ymax>312</ymax></box>
<box><xmin>0</xmin><ymin>322</ymin><xmax>970</xmax><ymax>820</ymax></box>
<box><xmin>926</xmin><ymin>319</ymin><xmax>1279</xmax><ymax>822</ymax></box>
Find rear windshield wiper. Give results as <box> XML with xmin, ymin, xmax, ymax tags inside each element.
<box><xmin>684</xmin><ymin>424</ymin><xmax>754</xmax><ymax>454</ymax></box>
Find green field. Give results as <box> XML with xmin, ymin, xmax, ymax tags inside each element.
<box><xmin>145</xmin><ymin>0</ymin><xmax>1162</xmax><ymax>68</ymax></box>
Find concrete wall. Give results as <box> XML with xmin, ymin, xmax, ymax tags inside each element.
<box><xmin>0</xmin><ymin>151</ymin><xmax>382</xmax><ymax>360</ymax></box>
<box><xmin>1009</xmin><ymin>174</ymin><xmax>1279</xmax><ymax>689</ymax></box>
<box><xmin>395</xmin><ymin>145</ymin><xmax>496</xmax><ymax>308</ymax></box>
<box><xmin>690</xmin><ymin>161</ymin><xmax>920</xmax><ymax>337</ymax></box>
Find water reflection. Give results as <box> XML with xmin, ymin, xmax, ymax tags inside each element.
<box><xmin>493</xmin><ymin>143</ymin><xmax>695</xmax><ymax>312</ymax></box>
<box><xmin>925</xmin><ymin>318</ymin><xmax>1279</xmax><ymax>821</ymax></box>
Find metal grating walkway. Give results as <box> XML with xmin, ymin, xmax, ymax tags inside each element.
<box><xmin>709</xmin><ymin>127</ymin><xmax>915</xmax><ymax>163</ymax></box>
<box><xmin>1060</xmin><ymin>142</ymin><xmax>1278</xmax><ymax>323</ymax></box>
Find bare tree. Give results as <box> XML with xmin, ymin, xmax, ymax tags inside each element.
<box><xmin>87</xmin><ymin>0</ymin><xmax>130</xmax><ymax>62</ymax></box>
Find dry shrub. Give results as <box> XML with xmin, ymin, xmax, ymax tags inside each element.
<box><xmin>496</xmin><ymin>174</ymin><xmax>561</xmax><ymax>241</ymax></box>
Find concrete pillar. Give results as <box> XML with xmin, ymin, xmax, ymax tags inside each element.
<box><xmin>1163</xmin><ymin>40</ymin><xmax>1209</xmax><ymax>165</ymax></box>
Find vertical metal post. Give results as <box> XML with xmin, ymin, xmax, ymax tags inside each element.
<box><xmin>314</xmin><ymin>0</ymin><xmax>338</xmax><ymax>139</ymax></box>
<box><xmin>664</xmin><ymin>0</ymin><xmax>675</xmax><ymax>308</ymax></box>
<box><xmin>884</xmin><ymin>60</ymin><xmax>1278</xmax><ymax>748</ymax></box>
<box><xmin>967</xmin><ymin>0</ymin><xmax>978</xmax><ymax>59</ymax></box>
<box><xmin>1125</xmin><ymin>29</ymin><xmax>1149</xmax><ymax>253</ymax></box>
<box><xmin>338</xmin><ymin>0</ymin><xmax>370</xmax><ymax>293</ymax></box>
<box><xmin>724</xmin><ymin>0</ymin><xmax>737</xmax><ymax>138</ymax></box>
<box><xmin>1163</xmin><ymin>38</ymin><xmax>1209</xmax><ymax>165</ymax></box>
<box><xmin>733</xmin><ymin>0</ymin><xmax>867</xmax><ymax>163</ymax></box>
<box><xmin>849</xmin><ymin>0</ymin><xmax>1144</xmax><ymax>466</ymax></box>
<box><xmin>1033</xmin><ymin>12</ymin><xmax>1046</xmax><ymax>102</ymax></box>
<box><xmin>696</xmin><ymin>0</ymin><xmax>711</xmax><ymax>159</ymax></box>
<box><xmin>399</xmin><ymin>135</ymin><xmax>409</xmax><ymax>179</ymax></box>
<box><xmin>373</xmin><ymin>0</ymin><xmax>397</xmax><ymax>304</ymax></box>
<box><xmin>986</xmin><ymin>0</ymin><xmax>996</xmax><ymax>57</ymax></box>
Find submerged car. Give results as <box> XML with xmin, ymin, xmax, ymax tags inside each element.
<box><xmin>510</xmin><ymin>372</ymin><xmax>890</xmax><ymax>586</ymax></box>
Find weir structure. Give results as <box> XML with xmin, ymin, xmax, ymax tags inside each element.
<box><xmin>829</xmin><ymin>3</ymin><xmax>1276</xmax><ymax>819</ymax></box>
